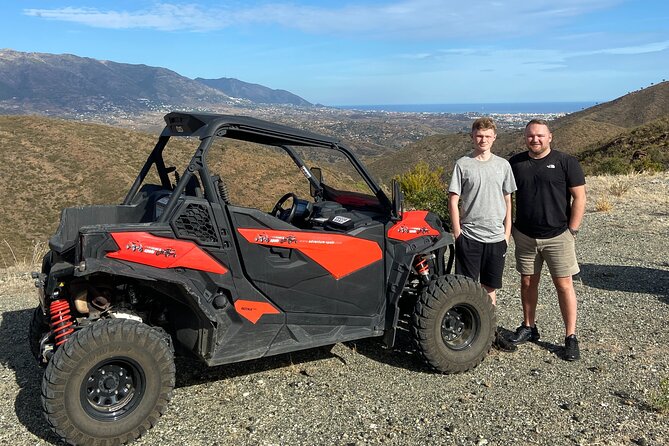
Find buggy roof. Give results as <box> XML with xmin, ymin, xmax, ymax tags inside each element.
<box><xmin>163</xmin><ymin>111</ymin><xmax>341</xmax><ymax>148</ymax></box>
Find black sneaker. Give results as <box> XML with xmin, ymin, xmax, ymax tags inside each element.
<box><xmin>564</xmin><ymin>334</ymin><xmax>580</xmax><ymax>361</ymax></box>
<box><xmin>493</xmin><ymin>330</ymin><xmax>517</xmax><ymax>352</ymax></box>
<box><xmin>509</xmin><ymin>323</ymin><xmax>540</xmax><ymax>344</ymax></box>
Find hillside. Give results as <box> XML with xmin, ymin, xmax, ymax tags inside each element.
<box><xmin>196</xmin><ymin>77</ymin><xmax>311</xmax><ymax>106</ymax></box>
<box><xmin>577</xmin><ymin>115</ymin><xmax>669</xmax><ymax>175</ymax></box>
<box><xmin>0</xmin><ymin>115</ymin><xmax>160</xmax><ymax>264</ymax></box>
<box><xmin>553</xmin><ymin>81</ymin><xmax>669</xmax><ymax>130</ymax></box>
<box><xmin>536</xmin><ymin>81</ymin><xmax>669</xmax><ymax>156</ymax></box>
<box><xmin>368</xmin><ymin>133</ymin><xmax>471</xmax><ymax>182</ymax></box>
<box><xmin>367</xmin><ymin>129</ymin><xmax>527</xmax><ymax>182</ymax></box>
<box><xmin>369</xmin><ymin>81</ymin><xmax>669</xmax><ymax>183</ymax></box>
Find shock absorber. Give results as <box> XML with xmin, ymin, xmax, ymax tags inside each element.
<box><xmin>415</xmin><ymin>257</ymin><xmax>430</xmax><ymax>276</ymax></box>
<box><xmin>215</xmin><ymin>175</ymin><xmax>231</xmax><ymax>204</ymax></box>
<box><xmin>414</xmin><ymin>253</ymin><xmax>436</xmax><ymax>283</ymax></box>
<box><xmin>50</xmin><ymin>299</ymin><xmax>75</xmax><ymax>346</ymax></box>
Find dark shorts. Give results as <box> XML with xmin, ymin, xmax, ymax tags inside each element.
<box><xmin>455</xmin><ymin>234</ymin><xmax>508</xmax><ymax>289</ymax></box>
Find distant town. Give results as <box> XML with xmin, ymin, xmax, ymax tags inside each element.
<box><xmin>48</xmin><ymin>100</ymin><xmax>569</xmax><ymax>155</ymax></box>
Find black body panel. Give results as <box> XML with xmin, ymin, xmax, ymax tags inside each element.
<box><xmin>229</xmin><ymin>206</ymin><xmax>385</xmax><ymax>317</ymax></box>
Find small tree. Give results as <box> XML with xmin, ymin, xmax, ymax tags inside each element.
<box><xmin>395</xmin><ymin>162</ymin><xmax>450</xmax><ymax>227</ymax></box>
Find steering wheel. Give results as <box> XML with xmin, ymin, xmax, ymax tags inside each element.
<box><xmin>271</xmin><ymin>193</ymin><xmax>298</xmax><ymax>223</ymax></box>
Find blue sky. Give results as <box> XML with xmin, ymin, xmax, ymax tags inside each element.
<box><xmin>2</xmin><ymin>0</ymin><xmax>668</xmax><ymax>105</ymax></box>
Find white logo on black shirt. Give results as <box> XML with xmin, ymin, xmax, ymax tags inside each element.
<box><xmin>547</xmin><ymin>164</ymin><xmax>556</xmax><ymax>169</ymax></box>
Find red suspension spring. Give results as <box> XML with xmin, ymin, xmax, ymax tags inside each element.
<box><xmin>50</xmin><ymin>299</ymin><xmax>75</xmax><ymax>346</ymax></box>
<box><xmin>415</xmin><ymin>257</ymin><xmax>430</xmax><ymax>275</ymax></box>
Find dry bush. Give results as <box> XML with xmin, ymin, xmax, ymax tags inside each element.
<box><xmin>586</xmin><ymin>172</ymin><xmax>669</xmax><ymax>235</ymax></box>
<box><xmin>1</xmin><ymin>239</ymin><xmax>48</xmax><ymax>270</ymax></box>
<box><xmin>607</xmin><ymin>177</ymin><xmax>633</xmax><ymax>197</ymax></box>
<box><xmin>0</xmin><ymin>240</ymin><xmax>49</xmax><ymax>291</ymax></box>
<box><xmin>594</xmin><ymin>198</ymin><xmax>613</xmax><ymax>212</ymax></box>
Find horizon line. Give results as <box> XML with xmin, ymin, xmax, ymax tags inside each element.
<box><xmin>328</xmin><ymin>100</ymin><xmax>601</xmax><ymax>107</ymax></box>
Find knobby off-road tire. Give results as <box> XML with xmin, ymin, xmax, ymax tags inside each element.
<box><xmin>42</xmin><ymin>319</ymin><xmax>175</xmax><ymax>446</ymax></box>
<box><xmin>29</xmin><ymin>306</ymin><xmax>49</xmax><ymax>364</ymax></box>
<box><xmin>412</xmin><ymin>275</ymin><xmax>496</xmax><ymax>373</ymax></box>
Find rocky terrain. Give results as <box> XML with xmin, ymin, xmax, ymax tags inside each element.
<box><xmin>1</xmin><ymin>172</ymin><xmax>668</xmax><ymax>446</ymax></box>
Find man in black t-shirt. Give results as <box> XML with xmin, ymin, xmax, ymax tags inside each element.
<box><xmin>508</xmin><ymin>119</ymin><xmax>586</xmax><ymax>361</ymax></box>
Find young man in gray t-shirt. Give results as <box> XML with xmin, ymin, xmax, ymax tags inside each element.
<box><xmin>448</xmin><ymin>117</ymin><xmax>517</xmax><ymax>350</ymax></box>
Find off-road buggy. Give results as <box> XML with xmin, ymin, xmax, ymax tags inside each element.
<box><xmin>30</xmin><ymin>112</ymin><xmax>495</xmax><ymax>445</ymax></box>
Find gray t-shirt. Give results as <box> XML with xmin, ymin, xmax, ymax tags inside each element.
<box><xmin>448</xmin><ymin>153</ymin><xmax>517</xmax><ymax>243</ymax></box>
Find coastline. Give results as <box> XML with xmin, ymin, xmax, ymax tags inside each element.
<box><xmin>332</xmin><ymin>101</ymin><xmax>599</xmax><ymax>114</ymax></box>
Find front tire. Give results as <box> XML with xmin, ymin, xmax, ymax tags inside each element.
<box><xmin>42</xmin><ymin>319</ymin><xmax>175</xmax><ymax>445</ymax></box>
<box><xmin>412</xmin><ymin>275</ymin><xmax>496</xmax><ymax>373</ymax></box>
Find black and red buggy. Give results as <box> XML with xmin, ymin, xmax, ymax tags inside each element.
<box><xmin>30</xmin><ymin>112</ymin><xmax>495</xmax><ymax>445</ymax></box>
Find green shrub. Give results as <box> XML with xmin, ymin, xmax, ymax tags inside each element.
<box><xmin>594</xmin><ymin>158</ymin><xmax>632</xmax><ymax>175</ymax></box>
<box><xmin>395</xmin><ymin>162</ymin><xmax>450</xmax><ymax>225</ymax></box>
<box><xmin>631</xmin><ymin>158</ymin><xmax>664</xmax><ymax>173</ymax></box>
<box><xmin>651</xmin><ymin>377</ymin><xmax>669</xmax><ymax>414</ymax></box>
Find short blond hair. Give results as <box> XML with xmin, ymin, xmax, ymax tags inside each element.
<box><xmin>472</xmin><ymin>117</ymin><xmax>497</xmax><ymax>133</ymax></box>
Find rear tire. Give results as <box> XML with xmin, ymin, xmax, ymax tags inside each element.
<box><xmin>42</xmin><ymin>319</ymin><xmax>175</xmax><ymax>445</ymax></box>
<box><xmin>412</xmin><ymin>275</ymin><xmax>496</xmax><ymax>373</ymax></box>
<box><xmin>29</xmin><ymin>306</ymin><xmax>49</xmax><ymax>364</ymax></box>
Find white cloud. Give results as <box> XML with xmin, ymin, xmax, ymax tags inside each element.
<box><xmin>24</xmin><ymin>4</ymin><xmax>226</xmax><ymax>32</ymax></box>
<box><xmin>398</xmin><ymin>38</ymin><xmax>669</xmax><ymax>75</ymax></box>
<box><xmin>23</xmin><ymin>0</ymin><xmax>622</xmax><ymax>38</ymax></box>
<box><xmin>593</xmin><ymin>40</ymin><xmax>669</xmax><ymax>55</ymax></box>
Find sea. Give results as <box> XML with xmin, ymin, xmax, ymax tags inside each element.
<box><xmin>334</xmin><ymin>102</ymin><xmax>598</xmax><ymax>114</ymax></box>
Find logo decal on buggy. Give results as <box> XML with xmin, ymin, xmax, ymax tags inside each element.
<box><xmin>396</xmin><ymin>225</ymin><xmax>430</xmax><ymax>235</ymax></box>
<box><xmin>107</xmin><ymin>232</ymin><xmax>228</xmax><ymax>274</ymax></box>
<box><xmin>388</xmin><ymin>210</ymin><xmax>440</xmax><ymax>241</ymax></box>
<box><xmin>254</xmin><ymin>233</ymin><xmax>297</xmax><ymax>244</ymax></box>
<box><xmin>126</xmin><ymin>241</ymin><xmax>177</xmax><ymax>257</ymax></box>
<box><xmin>238</xmin><ymin>228</ymin><xmax>382</xmax><ymax>279</ymax></box>
<box><xmin>234</xmin><ymin>299</ymin><xmax>281</xmax><ymax>324</ymax></box>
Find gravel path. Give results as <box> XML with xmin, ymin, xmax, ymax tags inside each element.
<box><xmin>1</xmin><ymin>174</ymin><xmax>668</xmax><ymax>446</ymax></box>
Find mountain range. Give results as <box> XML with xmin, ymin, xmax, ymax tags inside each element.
<box><xmin>0</xmin><ymin>49</ymin><xmax>311</xmax><ymax>114</ymax></box>
<box><xmin>195</xmin><ymin>77</ymin><xmax>311</xmax><ymax>106</ymax></box>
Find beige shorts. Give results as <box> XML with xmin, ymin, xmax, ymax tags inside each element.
<box><xmin>512</xmin><ymin>227</ymin><xmax>580</xmax><ymax>277</ymax></box>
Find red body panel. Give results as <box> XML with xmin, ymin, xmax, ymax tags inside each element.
<box><xmin>234</xmin><ymin>299</ymin><xmax>281</xmax><ymax>324</ymax></box>
<box><xmin>237</xmin><ymin>228</ymin><xmax>382</xmax><ymax>280</ymax></box>
<box><xmin>387</xmin><ymin>210</ymin><xmax>440</xmax><ymax>241</ymax></box>
<box><xmin>107</xmin><ymin>232</ymin><xmax>228</xmax><ymax>274</ymax></box>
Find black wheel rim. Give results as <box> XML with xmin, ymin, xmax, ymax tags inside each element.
<box><xmin>80</xmin><ymin>357</ymin><xmax>146</xmax><ymax>421</ymax></box>
<box><xmin>440</xmin><ymin>304</ymin><xmax>480</xmax><ymax>351</ymax></box>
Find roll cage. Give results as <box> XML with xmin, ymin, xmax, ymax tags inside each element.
<box><xmin>123</xmin><ymin>112</ymin><xmax>393</xmax><ymax>222</ymax></box>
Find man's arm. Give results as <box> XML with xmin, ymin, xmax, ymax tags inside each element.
<box><xmin>568</xmin><ymin>185</ymin><xmax>586</xmax><ymax>233</ymax></box>
<box><xmin>448</xmin><ymin>192</ymin><xmax>461</xmax><ymax>239</ymax></box>
<box><xmin>503</xmin><ymin>193</ymin><xmax>513</xmax><ymax>243</ymax></box>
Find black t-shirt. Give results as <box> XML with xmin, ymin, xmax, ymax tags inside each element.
<box><xmin>509</xmin><ymin>150</ymin><xmax>585</xmax><ymax>239</ymax></box>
